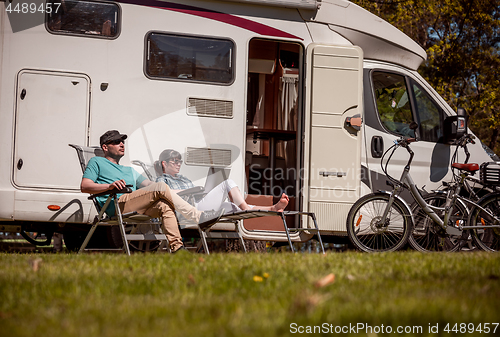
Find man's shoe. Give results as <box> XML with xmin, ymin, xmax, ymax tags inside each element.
<box><xmin>172</xmin><ymin>245</ymin><xmax>188</xmax><ymax>254</ymax></box>
<box><xmin>198</xmin><ymin>209</ymin><xmax>225</xmax><ymax>231</ymax></box>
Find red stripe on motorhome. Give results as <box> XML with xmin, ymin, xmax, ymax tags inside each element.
<box><xmin>118</xmin><ymin>0</ymin><xmax>303</xmax><ymax>40</ymax></box>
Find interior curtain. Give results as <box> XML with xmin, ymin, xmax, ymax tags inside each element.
<box><xmin>277</xmin><ymin>71</ymin><xmax>298</xmax><ymax>162</ymax></box>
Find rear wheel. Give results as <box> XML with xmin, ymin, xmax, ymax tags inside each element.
<box><xmin>63</xmin><ymin>231</ymin><xmax>87</xmax><ymax>251</ymax></box>
<box><xmin>346</xmin><ymin>193</ymin><xmax>411</xmax><ymax>252</ymax></box>
<box><xmin>64</xmin><ymin>227</ymin><xmax>122</xmax><ymax>252</ymax></box>
<box><xmin>127</xmin><ymin>223</ymin><xmax>162</xmax><ymax>252</ymax></box>
<box><xmin>409</xmin><ymin>193</ymin><xmax>468</xmax><ymax>252</ymax></box>
<box><xmin>469</xmin><ymin>193</ymin><xmax>500</xmax><ymax>252</ymax></box>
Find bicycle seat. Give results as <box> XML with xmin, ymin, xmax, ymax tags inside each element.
<box><xmin>452</xmin><ymin>163</ymin><xmax>479</xmax><ymax>172</ymax></box>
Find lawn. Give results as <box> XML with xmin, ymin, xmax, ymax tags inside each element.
<box><xmin>0</xmin><ymin>251</ymin><xmax>499</xmax><ymax>336</ymax></box>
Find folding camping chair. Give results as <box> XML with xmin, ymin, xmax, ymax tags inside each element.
<box><xmin>70</xmin><ymin>144</ymin><xmax>169</xmax><ymax>255</ymax></box>
<box><xmin>129</xmin><ymin>157</ymin><xmax>325</xmax><ymax>254</ymax></box>
<box><xmin>203</xmin><ymin>210</ymin><xmax>325</xmax><ymax>254</ymax></box>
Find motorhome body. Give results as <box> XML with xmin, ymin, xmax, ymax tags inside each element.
<box><xmin>0</xmin><ymin>0</ymin><xmax>495</xmax><ymax>247</ymax></box>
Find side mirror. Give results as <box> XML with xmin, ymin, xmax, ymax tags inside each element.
<box><xmin>443</xmin><ymin>108</ymin><xmax>467</xmax><ymax>144</ymax></box>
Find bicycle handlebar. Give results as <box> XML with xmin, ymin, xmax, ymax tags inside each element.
<box><xmin>393</xmin><ymin>137</ymin><xmax>417</xmax><ymax>147</ymax></box>
<box><xmin>456</xmin><ymin>133</ymin><xmax>476</xmax><ymax>147</ymax></box>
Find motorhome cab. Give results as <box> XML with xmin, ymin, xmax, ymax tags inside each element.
<box><xmin>0</xmin><ymin>0</ymin><xmax>495</xmax><ymax>248</ymax></box>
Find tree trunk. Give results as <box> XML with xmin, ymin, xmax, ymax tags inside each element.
<box><xmin>488</xmin><ymin>126</ymin><xmax>499</xmax><ymax>152</ymax></box>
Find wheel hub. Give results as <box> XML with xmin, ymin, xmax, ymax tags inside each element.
<box><xmin>370</xmin><ymin>216</ymin><xmax>388</xmax><ymax>233</ymax></box>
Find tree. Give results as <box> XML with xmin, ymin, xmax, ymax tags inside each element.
<box><xmin>351</xmin><ymin>0</ymin><xmax>500</xmax><ymax>153</ymax></box>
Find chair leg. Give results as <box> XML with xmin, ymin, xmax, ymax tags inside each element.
<box><xmin>281</xmin><ymin>213</ymin><xmax>295</xmax><ymax>253</ymax></box>
<box><xmin>236</xmin><ymin>222</ymin><xmax>247</xmax><ymax>253</ymax></box>
<box><xmin>114</xmin><ymin>199</ymin><xmax>131</xmax><ymax>256</ymax></box>
<box><xmin>310</xmin><ymin>213</ymin><xmax>325</xmax><ymax>254</ymax></box>
<box><xmin>78</xmin><ymin>223</ymin><xmax>99</xmax><ymax>253</ymax></box>
<box><xmin>198</xmin><ymin>228</ymin><xmax>210</xmax><ymax>255</ymax></box>
<box><xmin>118</xmin><ymin>222</ymin><xmax>131</xmax><ymax>256</ymax></box>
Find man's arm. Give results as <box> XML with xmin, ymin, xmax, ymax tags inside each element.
<box><xmin>138</xmin><ymin>179</ymin><xmax>153</xmax><ymax>188</ymax></box>
<box><xmin>81</xmin><ymin>177</ymin><xmax>127</xmax><ymax>194</ymax></box>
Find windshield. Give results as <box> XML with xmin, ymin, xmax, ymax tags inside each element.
<box><xmin>481</xmin><ymin>141</ymin><xmax>500</xmax><ymax>162</ymax></box>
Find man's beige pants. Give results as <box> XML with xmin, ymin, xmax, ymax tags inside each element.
<box><xmin>118</xmin><ymin>182</ymin><xmax>201</xmax><ymax>251</ymax></box>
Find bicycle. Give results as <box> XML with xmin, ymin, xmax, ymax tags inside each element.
<box><xmin>346</xmin><ymin>124</ymin><xmax>419</xmax><ymax>252</ymax></box>
<box><xmin>410</xmin><ymin>134</ymin><xmax>500</xmax><ymax>252</ymax></box>
<box><xmin>466</xmin><ymin>162</ymin><xmax>500</xmax><ymax>251</ymax></box>
<box><xmin>347</xmin><ymin>123</ymin><xmax>500</xmax><ymax>253</ymax></box>
<box><xmin>408</xmin><ymin>133</ymin><xmax>476</xmax><ymax>252</ymax></box>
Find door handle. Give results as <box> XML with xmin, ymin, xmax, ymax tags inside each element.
<box><xmin>345</xmin><ymin>115</ymin><xmax>362</xmax><ymax>131</ymax></box>
<box><xmin>371</xmin><ymin>136</ymin><xmax>384</xmax><ymax>158</ymax></box>
<box><xmin>320</xmin><ymin>171</ymin><xmax>346</xmax><ymax>177</ymax></box>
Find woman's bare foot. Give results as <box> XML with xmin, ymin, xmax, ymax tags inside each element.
<box><xmin>272</xmin><ymin>193</ymin><xmax>289</xmax><ymax>212</ymax></box>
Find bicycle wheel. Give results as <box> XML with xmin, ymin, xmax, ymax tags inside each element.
<box><xmin>469</xmin><ymin>193</ymin><xmax>500</xmax><ymax>252</ymax></box>
<box><xmin>409</xmin><ymin>193</ymin><xmax>467</xmax><ymax>252</ymax></box>
<box><xmin>346</xmin><ymin>193</ymin><xmax>411</xmax><ymax>252</ymax></box>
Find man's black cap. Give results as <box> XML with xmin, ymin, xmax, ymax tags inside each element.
<box><xmin>100</xmin><ymin>130</ymin><xmax>128</xmax><ymax>146</ymax></box>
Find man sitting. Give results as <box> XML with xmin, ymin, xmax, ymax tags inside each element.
<box><xmin>80</xmin><ymin>130</ymin><xmax>223</xmax><ymax>253</ymax></box>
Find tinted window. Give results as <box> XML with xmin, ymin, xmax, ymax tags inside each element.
<box><xmin>46</xmin><ymin>0</ymin><xmax>119</xmax><ymax>38</ymax></box>
<box><xmin>372</xmin><ymin>71</ymin><xmax>415</xmax><ymax>137</ymax></box>
<box><xmin>146</xmin><ymin>33</ymin><xmax>234</xmax><ymax>84</ymax></box>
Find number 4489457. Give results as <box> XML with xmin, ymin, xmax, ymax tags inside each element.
<box><xmin>444</xmin><ymin>323</ymin><xmax>498</xmax><ymax>334</ymax></box>
<box><xmin>5</xmin><ymin>2</ymin><xmax>61</xmax><ymax>14</ymax></box>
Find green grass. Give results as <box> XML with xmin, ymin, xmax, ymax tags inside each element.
<box><xmin>0</xmin><ymin>251</ymin><xmax>499</xmax><ymax>336</ymax></box>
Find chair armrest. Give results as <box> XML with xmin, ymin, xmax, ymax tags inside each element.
<box><xmin>87</xmin><ymin>186</ymin><xmax>133</xmax><ymax>200</ymax></box>
<box><xmin>176</xmin><ymin>186</ymin><xmax>205</xmax><ymax>197</ymax></box>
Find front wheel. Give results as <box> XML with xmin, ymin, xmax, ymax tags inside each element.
<box><xmin>469</xmin><ymin>193</ymin><xmax>500</xmax><ymax>252</ymax></box>
<box><xmin>346</xmin><ymin>193</ymin><xmax>412</xmax><ymax>252</ymax></box>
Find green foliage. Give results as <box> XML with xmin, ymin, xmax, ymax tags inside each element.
<box><xmin>0</xmin><ymin>252</ymin><xmax>499</xmax><ymax>337</ymax></box>
<box><xmin>352</xmin><ymin>0</ymin><xmax>500</xmax><ymax>152</ymax></box>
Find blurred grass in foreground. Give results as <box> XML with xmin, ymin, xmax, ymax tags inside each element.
<box><xmin>0</xmin><ymin>251</ymin><xmax>499</xmax><ymax>337</ymax></box>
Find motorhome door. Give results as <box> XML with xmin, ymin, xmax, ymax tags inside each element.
<box><xmin>304</xmin><ymin>45</ymin><xmax>364</xmax><ymax>232</ymax></box>
<box><xmin>14</xmin><ymin>70</ymin><xmax>90</xmax><ymax>190</ymax></box>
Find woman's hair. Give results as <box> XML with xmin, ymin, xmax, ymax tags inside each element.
<box><xmin>159</xmin><ymin>149</ymin><xmax>181</xmax><ymax>163</ymax></box>
<box><xmin>155</xmin><ymin>149</ymin><xmax>181</xmax><ymax>175</ymax></box>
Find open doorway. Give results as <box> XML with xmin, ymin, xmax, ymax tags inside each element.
<box><xmin>244</xmin><ymin>39</ymin><xmax>303</xmax><ymax>229</ymax></box>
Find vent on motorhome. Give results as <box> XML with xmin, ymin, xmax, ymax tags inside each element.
<box><xmin>185</xmin><ymin>147</ymin><xmax>232</xmax><ymax>167</ymax></box>
<box><xmin>187</xmin><ymin>98</ymin><xmax>233</xmax><ymax>118</ymax></box>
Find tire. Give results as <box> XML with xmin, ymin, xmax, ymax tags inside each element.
<box><xmin>63</xmin><ymin>231</ymin><xmax>87</xmax><ymax>251</ymax></box>
<box><xmin>64</xmin><ymin>227</ymin><xmax>116</xmax><ymax>252</ymax></box>
<box><xmin>408</xmin><ymin>193</ymin><xmax>468</xmax><ymax>252</ymax></box>
<box><xmin>469</xmin><ymin>193</ymin><xmax>500</xmax><ymax>252</ymax></box>
<box><xmin>127</xmin><ymin>223</ymin><xmax>162</xmax><ymax>252</ymax></box>
<box><xmin>346</xmin><ymin>193</ymin><xmax>412</xmax><ymax>252</ymax></box>
<box><xmin>111</xmin><ymin>223</ymin><xmax>162</xmax><ymax>252</ymax></box>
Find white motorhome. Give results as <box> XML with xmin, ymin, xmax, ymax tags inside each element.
<box><xmin>0</xmin><ymin>0</ymin><xmax>495</xmax><ymax>248</ymax></box>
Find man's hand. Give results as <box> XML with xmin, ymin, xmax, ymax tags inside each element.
<box><xmin>110</xmin><ymin>179</ymin><xmax>127</xmax><ymax>191</ymax></box>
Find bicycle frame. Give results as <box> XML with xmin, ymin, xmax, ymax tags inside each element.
<box><xmin>389</xmin><ymin>162</ymin><xmax>446</xmax><ymax>230</ymax></box>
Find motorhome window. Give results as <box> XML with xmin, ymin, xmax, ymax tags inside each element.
<box><xmin>46</xmin><ymin>0</ymin><xmax>119</xmax><ymax>38</ymax></box>
<box><xmin>372</xmin><ymin>71</ymin><xmax>415</xmax><ymax>137</ymax></box>
<box><xmin>146</xmin><ymin>33</ymin><xmax>234</xmax><ymax>84</ymax></box>
<box><xmin>411</xmin><ymin>81</ymin><xmax>443</xmax><ymax>142</ymax></box>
